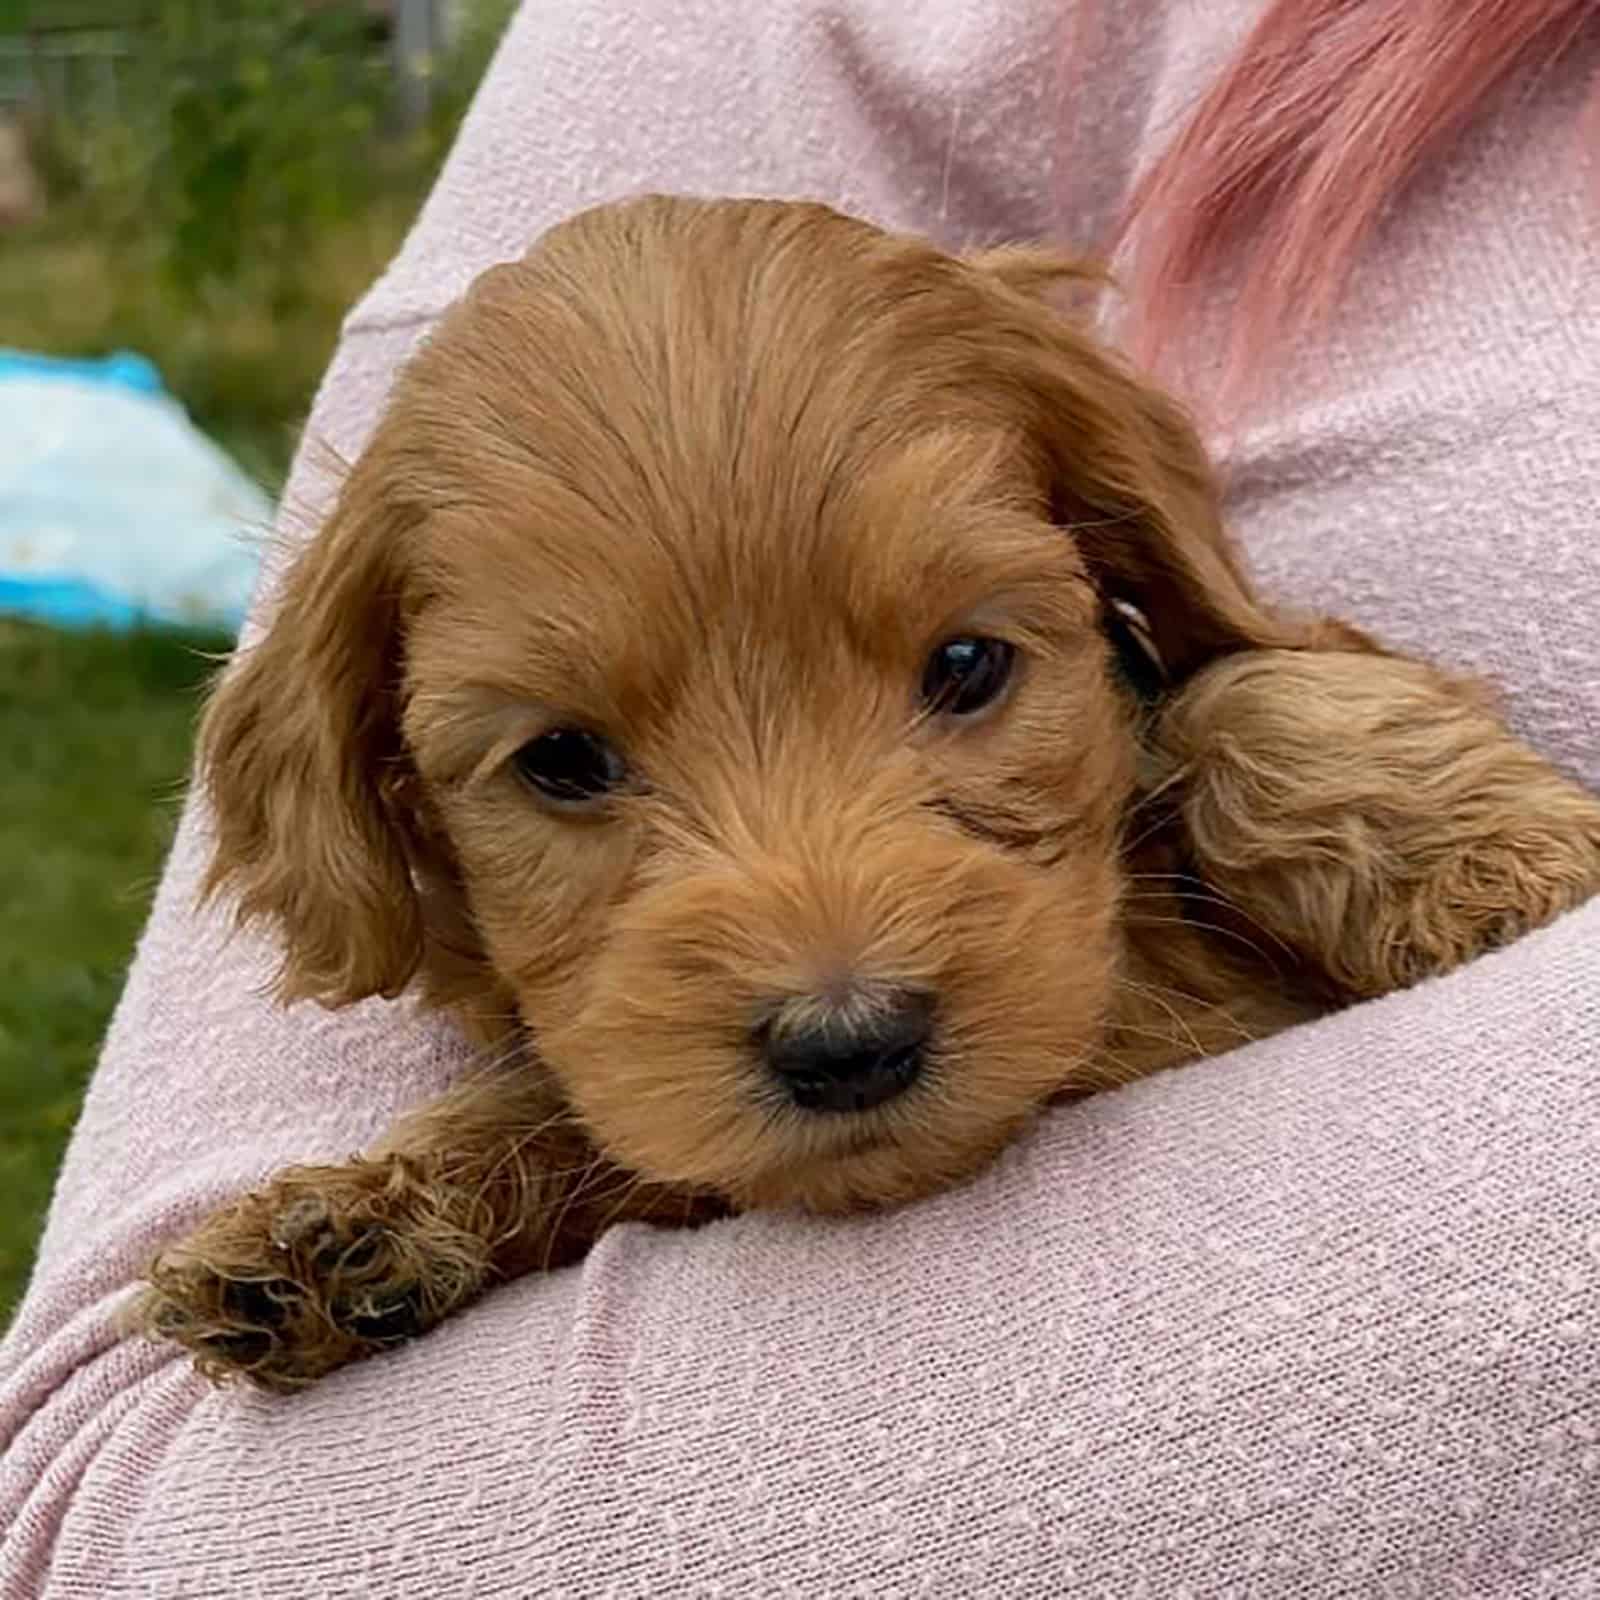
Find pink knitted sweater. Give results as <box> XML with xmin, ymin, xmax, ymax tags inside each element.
<box><xmin>4</xmin><ymin>3</ymin><xmax>1598</xmax><ymax>1594</ymax></box>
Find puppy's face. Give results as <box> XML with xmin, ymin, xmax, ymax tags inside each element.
<box><xmin>404</xmin><ymin>415</ymin><xmax>1129</xmax><ymax>1213</ymax></box>
<box><xmin>208</xmin><ymin>199</ymin><xmax>1281</xmax><ymax>1213</ymax></box>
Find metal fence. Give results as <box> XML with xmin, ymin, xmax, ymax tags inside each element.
<box><xmin>0</xmin><ymin>2</ymin><xmax>456</xmax><ymax>124</ymax></box>
<box><xmin>0</xmin><ymin>27</ymin><xmax>135</xmax><ymax>117</ymax></box>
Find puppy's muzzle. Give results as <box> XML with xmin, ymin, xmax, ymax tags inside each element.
<box><xmin>760</xmin><ymin>986</ymin><xmax>933</xmax><ymax>1114</ymax></box>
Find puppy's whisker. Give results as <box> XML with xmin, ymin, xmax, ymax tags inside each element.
<box><xmin>471</xmin><ymin>1115</ymin><xmax>574</xmax><ymax>1205</ymax></box>
<box><xmin>538</xmin><ymin>1152</ymin><xmax>614</xmax><ymax>1275</ymax></box>
<box><xmin>1111</xmin><ymin>978</ymin><xmax>1262</xmax><ymax>1054</ymax></box>
<box><xmin>1120</xmin><ymin>908</ymin><xmax>1282</xmax><ymax>969</ymax></box>
<box><xmin>451</xmin><ymin>1034</ymin><xmax>534</xmax><ymax>1083</ymax></box>
<box><xmin>1056</xmin><ymin>508</ymin><xmax>1145</xmax><ymax>534</ymax></box>
<box><xmin>1111</xmin><ymin>976</ymin><xmax>1213</xmax><ymax>1060</ymax></box>
<box><xmin>591</xmin><ymin>1173</ymin><xmax>662</xmax><ymax>1241</ymax></box>
<box><xmin>1074</xmin><ymin>1048</ymin><xmax>1147</xmax><ymax>1092</ymax></box>
<box><xmin>1118</xmin><ymin>802</ymin><xmax>1185</xmax><ymax>860</ymax></box>
<box><xmin>1122</xmin><ymin>874</ymin><xmax>1298</xmax><ymax>961</ymax></box>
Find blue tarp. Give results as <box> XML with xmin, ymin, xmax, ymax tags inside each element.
<box><xmin>0</xmin><ymin>348</ymin><xmax>165</xmax><ymax>395</ymax></box>
<box><xmin>0</xmin><ymin>348</ymin><xmax>272</xmax><ymax>634</ymax></box>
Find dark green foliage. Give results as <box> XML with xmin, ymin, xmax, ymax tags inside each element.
<box><xmin>147</xmin><ymin>3</ymin><xmax>393</xmax><ymax>305</ymax></box>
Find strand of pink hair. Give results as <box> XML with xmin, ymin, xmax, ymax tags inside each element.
<box><xmin>1084</xmin><ymin>0</ymin><xmax>1599</xmax><ymax>411</ymax></box>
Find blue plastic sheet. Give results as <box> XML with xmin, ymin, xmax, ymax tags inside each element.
<box><xmin>0</xmin><ymin>348</ymin><xmax>272</xmax><ymax>634</ymax></box>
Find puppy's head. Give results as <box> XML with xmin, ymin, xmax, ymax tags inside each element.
<box><xmin>205</xmin><ymin>198</ymin><xmax>1291</xmax><ymax>1212</ymax></box>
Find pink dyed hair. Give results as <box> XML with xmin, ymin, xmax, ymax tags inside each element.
<box><xmin>1112</xmin><ymin>0</ymin><xmax>1600</xmax><ymax>402</ymax></box>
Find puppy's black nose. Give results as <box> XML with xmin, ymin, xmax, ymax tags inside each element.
<box><xmin>762</xmin><ymin>989</ymin><xmax>933</xmax><ymax>1114</ymax></box>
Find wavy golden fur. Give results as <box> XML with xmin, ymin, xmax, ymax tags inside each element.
<box><xmin>133</xmin><ymin>197</ymin><xmax>1600</xmax><ymax>1390</ymax></box>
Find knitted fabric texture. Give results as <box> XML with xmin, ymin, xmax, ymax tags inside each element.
<box><xmin>2</xmin><ymin>2</ymin><xmax>1597</xmax><ymax>1594</ymax></box>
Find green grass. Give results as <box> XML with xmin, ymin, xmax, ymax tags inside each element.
<box><xmin>0</xmin><ymin>170</ymin><xmax>411</xmax><ymax>1331</ymax></box>
<box><xmin>0</xmin><ymin>203</ymin><xmax>401</xmax><ymax>1326</ymax></box>
<box><xmin>0</xmin><ymin>621</ymin><xmax>227</xmax><ymax>1319</ymax></box>
<box><xmin>0</xmin><ymin>205</ymin><xmax>411</xmax><ymax>488</ymax></box>
<box><xmin>0</xmin><ymin>0</ymin><xmax>514</xmax><ymax>1329</ymax></box>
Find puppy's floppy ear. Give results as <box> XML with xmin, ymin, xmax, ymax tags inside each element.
<box><xmin>970</xmin><ymin>246</ymin><xmax>1301</xmax><ymax>679</ymax></box>
<box><xmin>199</xmin><ymin>447</ymin><xmax>422</xmax><ymax>1005</ymax></box>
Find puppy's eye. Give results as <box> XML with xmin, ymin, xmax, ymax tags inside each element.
<box><xmin>920</xmin><ymin>636</ymin><xmax>1016</xmax><ymax>717</ymax></box>
<box><xmin>512</xmin><ymin>727</ymin><xmax>626</xmax><ymax>805</ymax></box>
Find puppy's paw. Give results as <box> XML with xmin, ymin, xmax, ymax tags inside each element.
<box><xmin>1157</xmin><ymin>649</ymin><xmax>1600</xmax><ymax>997</ymax></box>
<box><xmin>131</xmin><ymin>1157</ymin><xmax>493</xmax><ymax>1391</ymax></box>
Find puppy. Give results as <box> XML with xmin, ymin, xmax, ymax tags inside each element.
<box><xmin>135</xmin><ymin>196</ymin><xmax>1600</xmax><ymax>1390</ymax></box>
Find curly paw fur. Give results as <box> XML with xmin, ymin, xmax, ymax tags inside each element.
<box><xmin>1154</xmin><ymin>650</ymin><xmax>1600</xmax><ymax>997</ymax></box>
<box><xmin>131</xmin><ymin>1157</ymin><xmax>494</xmax><ymax>1392</ymax></box>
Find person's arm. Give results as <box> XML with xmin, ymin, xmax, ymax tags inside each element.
<box><xmin>5</xmin><ymin>2</ymin><xmax>1599</xmax><ymax>1594</ymax></box>
<box><xmin>7</xmin><ymin>844</ymin><xmax>1597</xmax><ymax>1595</ymax></box>
<box><xmin>0</xmin><ymin>0</ymin><xmax>1107</xmax><ymax>1582</ymax></box>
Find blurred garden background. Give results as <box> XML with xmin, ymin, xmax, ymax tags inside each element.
<box><xmin>0</xmin><ymin>0</ymin><xmax>513</xmax><ymax>1320</ymax></box>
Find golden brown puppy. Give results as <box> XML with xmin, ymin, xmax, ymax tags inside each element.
<box><xmin>135</xmin><ymin>196</ymin><xmax>1600</xmax><ymax>1390</ymax></box>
